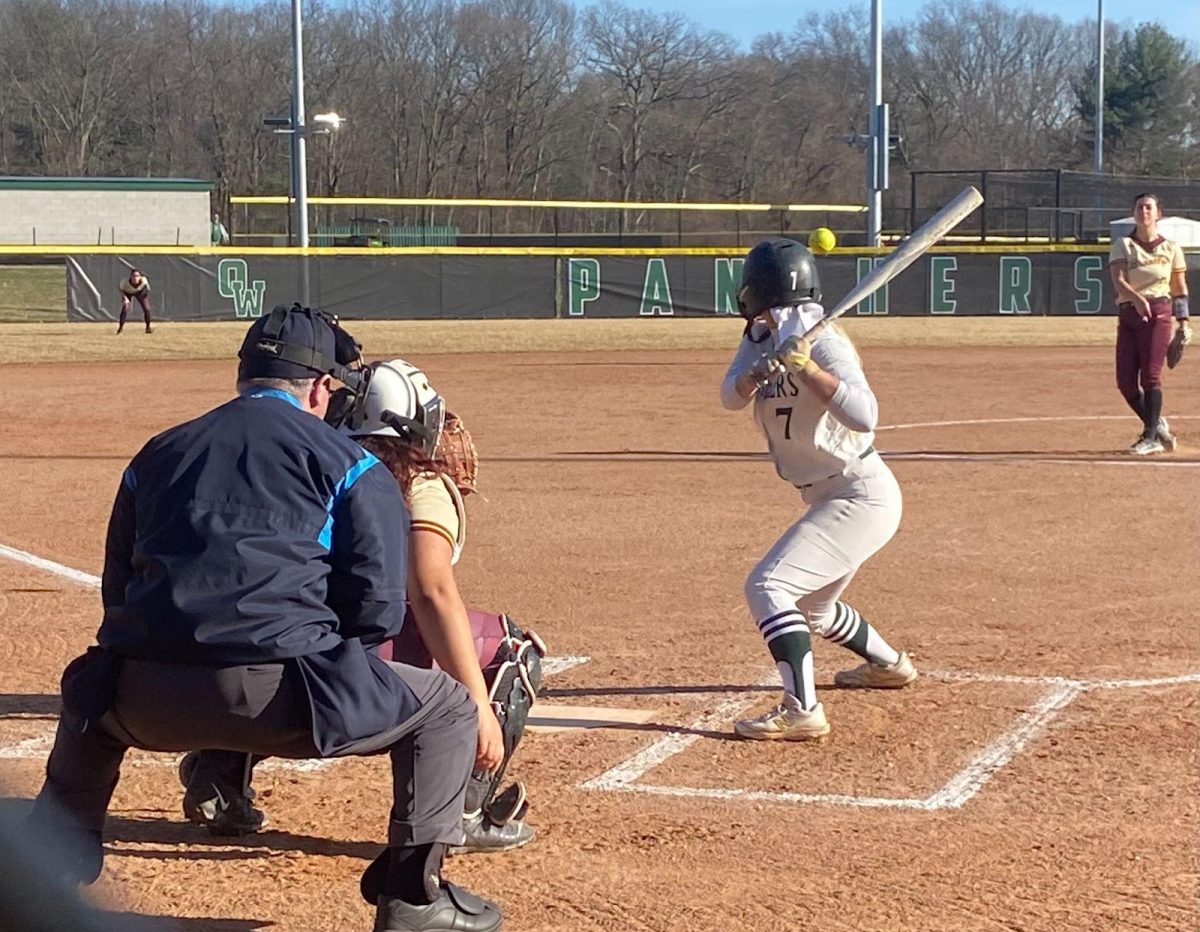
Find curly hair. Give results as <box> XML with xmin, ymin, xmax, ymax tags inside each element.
<box><xmin>356</xmin><ymin>434</ymin><xmax>438</xmax><ymax>500</ymax></box>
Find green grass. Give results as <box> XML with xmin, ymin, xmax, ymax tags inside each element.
<box><xmin>0</xmin><ymin>265</ymin><xmax>65</xmax><ymax>322</ymax></box>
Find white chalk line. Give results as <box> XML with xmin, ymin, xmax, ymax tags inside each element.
<box><xmin>885</xmin><ymin>453</ymin><xmax>1198</xmax><ymax>469</ymax></box>
<box><xmin>0</xmin><ymin>652</ymin><xmax>593</xmax><ymax>771</ymax></box>
<box><xmin>0</xmin><ymin>732</ymin><xmax>56</xmax><ymax>759</ymax></box>
<box><xmin>580</xmin><ymin>674</ymin><xmax>777</xmax><ymax>794</ymax></box>
<box><xmin>580</xmin><ymin>667</ymin><xmax>1198</xmax><ymax>811</ymax></box>
<box><xmin>878</xmin><ymin>414</ymin><xmax>1200</xmax><ymax>432</ymax></box>
<box><xmin>0</xmin><ymin>543</ymin><xmax>591</xmax><ymax>772</ymax></box>
<box><xmin>0</xmin><ymin>543</ymin><xmax>101</xmax><ymax>588</ymax></box>
<box><xmin>0</xmin><ymin>418</ymin><xmax>1196</xmax><ymax>797</ymax></box>
<box><xmin>922</xmin><ymin>683</ymin><xmax>1084</xmax><ymax>810</ymax></box>
<box><xmin>541</xmin><ymin>655</ymin><xmax>591</xmax><ymax>677</ymax></box>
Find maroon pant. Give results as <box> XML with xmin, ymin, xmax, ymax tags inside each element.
<box><xmin>1116</xmin><ymin>296</ymin><xmax>1172</xmax><ymax>402</ymax></box>
<box><xmin>119</xmin><ymin>292</ymin><xmax>153</xmax><ymax>328</ymax></box>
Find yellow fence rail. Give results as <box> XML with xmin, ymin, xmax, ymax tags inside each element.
<box><xmin>230</xmin><ymin>195</ymin><xmax>869</xmax><ymax>213</ymax></box>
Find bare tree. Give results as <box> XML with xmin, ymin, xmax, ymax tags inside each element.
<box><xmin>0</xmin><ymin>0</ymin><xmax>1194</xmax><ymax>237</ymax></box>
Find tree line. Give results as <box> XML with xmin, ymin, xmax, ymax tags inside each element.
<box><xmin>0</xmin><ymin>0</ymin><xmax>1195</xmax><ymax>232</ymax></box>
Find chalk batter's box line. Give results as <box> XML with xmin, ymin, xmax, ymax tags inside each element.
<box><xmin>0</xmin><ymin>656</ymin><xmax>593</xmax><ymax>771</ymax></box>
<box><xmin>578</xmin><ymin>668</ymin><xmax>1200</xmax><ymax>811</ymax></box>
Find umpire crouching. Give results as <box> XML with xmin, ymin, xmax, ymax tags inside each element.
<box><xmin>28</xmin><ymin>304</ymin><xmax>502</xmax><ymax>931</ymax></box>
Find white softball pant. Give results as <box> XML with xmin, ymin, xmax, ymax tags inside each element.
<box><xmin>744</xmin><ymin>452</ymin><xmax>903</xmax><ymax>633</ymax></box>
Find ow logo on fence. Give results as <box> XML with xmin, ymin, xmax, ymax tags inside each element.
<box><xmin>217</xmin><ymin>259</ymin><xmax>268</xmax><ymax>318</ymax></box>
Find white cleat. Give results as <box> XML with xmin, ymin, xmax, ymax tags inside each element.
<box><xmin>834</xmin><ymin>651</ymin><xmax>918</xmax><ymax>689</ymax></box>
<box><xmin>1156</xmin><ymin>417</ymin><xmax>1177</xmax><ymax>451</ymax></box>
<box><xmin>1130</xmin><ymin>436</ymin><xmax>1165</xmax><ymax>456</ymax></box>
<box><xmin>734</xmin><ymin>700</ymin><xmax>830</xmax><ymax>741</ymax></box>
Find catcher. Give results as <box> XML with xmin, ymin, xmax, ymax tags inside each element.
<box><xmin>180</xmin><ymin>359</ymin><xmax>545</xmax><ymax>854</ymax></box>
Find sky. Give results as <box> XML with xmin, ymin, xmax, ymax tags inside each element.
<box><xmin>580</xmin><ymin>0</ymin><xmax>1199</xmax><ymax>52</ymax></box>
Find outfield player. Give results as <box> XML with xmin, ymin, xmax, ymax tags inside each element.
<box><xmin>721</xmin><ymin>238</ymin><xmax>916</xmax><ymax>741</ymax></box>
<box><xmin>117</xmin><ymin>268</ymin><xmax>153</xmax><ymax>333</ymax></box>
<box><xmin>1109</xmin><ymin>192</ymin><xmax>1191</xmax><ymax>455</ymax></box>
<box><xmin>117</xmin><ymin>268</ymin><xmax>153</xmax><ymax>334</ymax></box>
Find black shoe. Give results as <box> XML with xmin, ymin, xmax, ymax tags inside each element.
<box><xmin>374</xmin><ymin>883</ymin><xmax>502</xmax><ymax>931</ymax></box>
<box><xmin>179</xmin><ymin>752</ymin><xmax>265</xmax><ymax>836</ymax></box>
<box><xmin>449</xmin><ymin>811</ymin><xmax>534</xmax><ymax>856</ymax></box>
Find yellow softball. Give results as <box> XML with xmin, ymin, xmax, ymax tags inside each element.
<box><xmin>808</xmin><ymin>227</ymin><xmax>837</xmax><ymax>255</ymax></box>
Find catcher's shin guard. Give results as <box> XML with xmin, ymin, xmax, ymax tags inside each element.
<box><xmin>464</xmin><ymin>615</ymin><xmax>545</xmax><ymax>817</ymax></box>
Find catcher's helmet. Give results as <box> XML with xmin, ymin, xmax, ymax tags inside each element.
<box><xmin>737</xmin><ymin>238</ymin><xmax>822</xmax><ymax>321</ymax></box>
<box><xmin>329</xmin><ymin>358</ymin><xmax>446</xmax><ymax>457</ymax></box>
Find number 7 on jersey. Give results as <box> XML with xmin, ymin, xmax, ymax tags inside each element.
<box><xmin>775</xmin><ymin>406</ymin><xmax>793</xmax><ymax>440</ymax></box>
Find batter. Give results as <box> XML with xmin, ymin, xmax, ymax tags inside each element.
<box><xmin>722</xmin><ymin>237</ymin><xmax>917</xmax><ymax>741</ymax></box>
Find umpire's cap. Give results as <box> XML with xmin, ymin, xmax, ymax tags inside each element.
<box><xmin>237</xmin><ymin>303</ymin><xmax>362</xmax><ymax>382</ymax></box>
<box><xmin>737</xmin><ymin>237</ymin><xmax>822</xmax><ymax>321</ymax></box>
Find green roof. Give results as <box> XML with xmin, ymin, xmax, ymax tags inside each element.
<box><xmin>0</xmin><ymin>176</ymin><xmax>213</xmax><ymax>192</ymax></box>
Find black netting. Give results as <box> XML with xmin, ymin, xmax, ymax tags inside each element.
<box><xmin>909</xmin><ymin>169</ymin><xmax>1200</xmax><ymax>242</ymax></box>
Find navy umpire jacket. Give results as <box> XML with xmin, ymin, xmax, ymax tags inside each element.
<box><xmin>81</xmin><ymin>388</ymin><xmax>414</xmax><ymax>756</ymax></box>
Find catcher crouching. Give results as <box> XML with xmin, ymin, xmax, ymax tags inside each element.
<box><xmin>179</xmin><ymin>359</ymin><xmax>545</xmax><ymax>854</ymax></box>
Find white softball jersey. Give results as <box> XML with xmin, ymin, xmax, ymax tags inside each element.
<box><xmin>722</xmin><ymin>304</ymin><xmax>904</xmax><ymax>628</ymax></box>
<box><xmin>721</xmin><ymin>303</ymin><xmax>877</xmax><ymax>488</ymax></box>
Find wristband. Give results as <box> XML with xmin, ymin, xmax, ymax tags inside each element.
<box><xmin>1173</xmin><ymin>296</ymin><xmax>1190</xmax><ymax>320</ymax></box>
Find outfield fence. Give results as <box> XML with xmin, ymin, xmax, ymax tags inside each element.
<box><xmin>59</xmin><ymin>246</ymin><xmax>1199</xmax><ymax>322</ymax></box>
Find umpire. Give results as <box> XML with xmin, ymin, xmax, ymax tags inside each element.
<box><xmin>28</xmin><ymin>304</ymin><xmax>502</xmax><ymax>932</ymax></box>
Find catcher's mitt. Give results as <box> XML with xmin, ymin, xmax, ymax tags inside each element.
<box><xmin>1167</xmin><ymin>326</ymin><xmax>1191</xmax><ymax>369</ymax></box>
<box><xmin>434</xmin><ymin>411</ymin><xmax>479</xmax><ymax>495</ymax></box>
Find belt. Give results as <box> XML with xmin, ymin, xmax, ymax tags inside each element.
<box><xmin>795</xmin><ymin>446</ymin><xmax>876</xmax><ymax>490</ymax></box>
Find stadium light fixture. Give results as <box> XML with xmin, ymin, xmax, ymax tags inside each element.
<box><xmin>312</xmin><ymin>112</ymin><xmax>344</xmax><ymax>131</ymax></box>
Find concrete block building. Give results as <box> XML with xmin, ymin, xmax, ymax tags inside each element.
<box><xmin>0</xmin><ymin>177</ymin><xmax>213</xmax><ymax>246</ymax></box>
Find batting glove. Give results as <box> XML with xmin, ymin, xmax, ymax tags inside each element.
<box><xmin>749</xmin><ymin>354</ymin><xmax>784</xmax><ymax>385</ymax></box>
<box><xmin>779</xmin><ymin>336</ymin><xmax>814</xmax><ymax>372</ymax></box>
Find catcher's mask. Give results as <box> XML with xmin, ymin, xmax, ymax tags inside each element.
<box><xmin>326</xmin><ymin>358</ymin><xmax>446</xmax><ymax>458</ymax></box>
<box><xmin>238</xmin><ymin>303</ymin><xmax>367</xmax><ymax>394</ymax></box>
<box><xmin>737</xmin><ymin>237</ymin><xmax>822</xmax><ymax>323</ymax></box>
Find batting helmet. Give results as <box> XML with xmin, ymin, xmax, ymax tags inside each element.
<box><xmin>737</xmin><ymin>238</ymin><xmax>822</xmax><ymax>321</ymax></box>
<box><xmin>330</xmin><ymin>358</ymin><xmax>446</xmax><ymax>457</ymax></box>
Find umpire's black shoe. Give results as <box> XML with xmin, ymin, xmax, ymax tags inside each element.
<box><xmin>183</xmin><ymin>782</ymin><xmax>266</xmax><ymax>836</ymax></box>
<box><xmin>375</xmin><ymin>883</ymin><xmax>503</xmax><ymax>931</ymax></box>
<box><xmin>180</xmin><ymin>752</ymin><xmax>265</xmax><ymax>836</ymax></box>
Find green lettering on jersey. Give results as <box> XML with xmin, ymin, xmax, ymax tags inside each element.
<box><xmin>640</xmin><ymin>258</ymin><xmax>674</xmax><ymax>316</ymax></box>
<box><xmin>567</xmin><ymin>258</ymin><xmax>601</xmax><ymax>316</ymax></box>
<box><xmin>930</xmin><ymin>256</ymin><xmax>957</xmax><ymax>314</ymax></box>
<box><xmin>999</xmin><ymin>256</ymin><xmax>1032</xmax><ymax>314</ymax></box>
<box><xmin>217</xmin><ymin>258</ymin><xmax>267</xmax><ymax>319</ymax></box>
<box><xmin>1073</xmin><ymin>256</ymin><xmax>1104</xmax><ymax>314</ymax></box>
<box><xmin>714</xmin><ymin>258</ymin><xmax>744</xmax><ymax>314</ymax></box>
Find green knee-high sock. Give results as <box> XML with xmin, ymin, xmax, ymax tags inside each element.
<box><xmin>822</xmin><ymin>602</ymin><xmax>901</xmax><ymax>666</ymax></box>
<box><xmin>758</xmin><ymin>610</ymin><xmax>817</xmax><ymax>709</ymax></box>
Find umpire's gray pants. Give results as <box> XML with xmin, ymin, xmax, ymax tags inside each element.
<box><xmin>34</xmin><ymin>658</ymin><xmax>477</xmax><ymax>861</ymax></box>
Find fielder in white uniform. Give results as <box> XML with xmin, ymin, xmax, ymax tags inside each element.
<box><xmin>722</xmin><ymin>237</ymin><xmax>917</xmax><ymax>741</ymax></box>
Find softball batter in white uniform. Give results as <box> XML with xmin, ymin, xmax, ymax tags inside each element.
<box><xmin>723</xmin><ymin>237</ymin><xmax>916</xmax><ymax>741</ymax></box>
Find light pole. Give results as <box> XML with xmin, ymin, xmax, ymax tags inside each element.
<box><xmin>291</xmin><ymin>0</ymin><xmax>308</xmax><ymax>248</ymax></box>
<box><xmin>1094</xmin><ymin>0</ymin><xmax>1105</xmax><ymax>174</ymax></box>
<box><xmin>867</xmin><ymin>0</ymin><xmax>886</xmax><ymax>248</ymax></box>
<box><xmin>264</xmin><ymin>103</ymin><xmax>343</xmax><ymax>306</ymax></box>
<box><xmin>267</xmin><ymin>0</ymin><xmax>343</xmax><ymax>248</ymax></box>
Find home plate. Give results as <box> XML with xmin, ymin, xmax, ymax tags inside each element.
<box><xmin>527</xmin><ymin>704</ymin><xmax>657</xmax><ymax>734</ymax></box>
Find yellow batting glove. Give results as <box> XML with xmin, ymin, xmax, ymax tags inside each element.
<box><xmin>779</xmin><ymin>336</ymin><xmax>814</xmax><ymax>372</ymax></box>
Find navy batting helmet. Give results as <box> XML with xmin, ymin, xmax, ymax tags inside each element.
<box><xmin>737</xmin><ymin>237</ymin><xmax>822</xmax><ymax>321</ymax></box>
